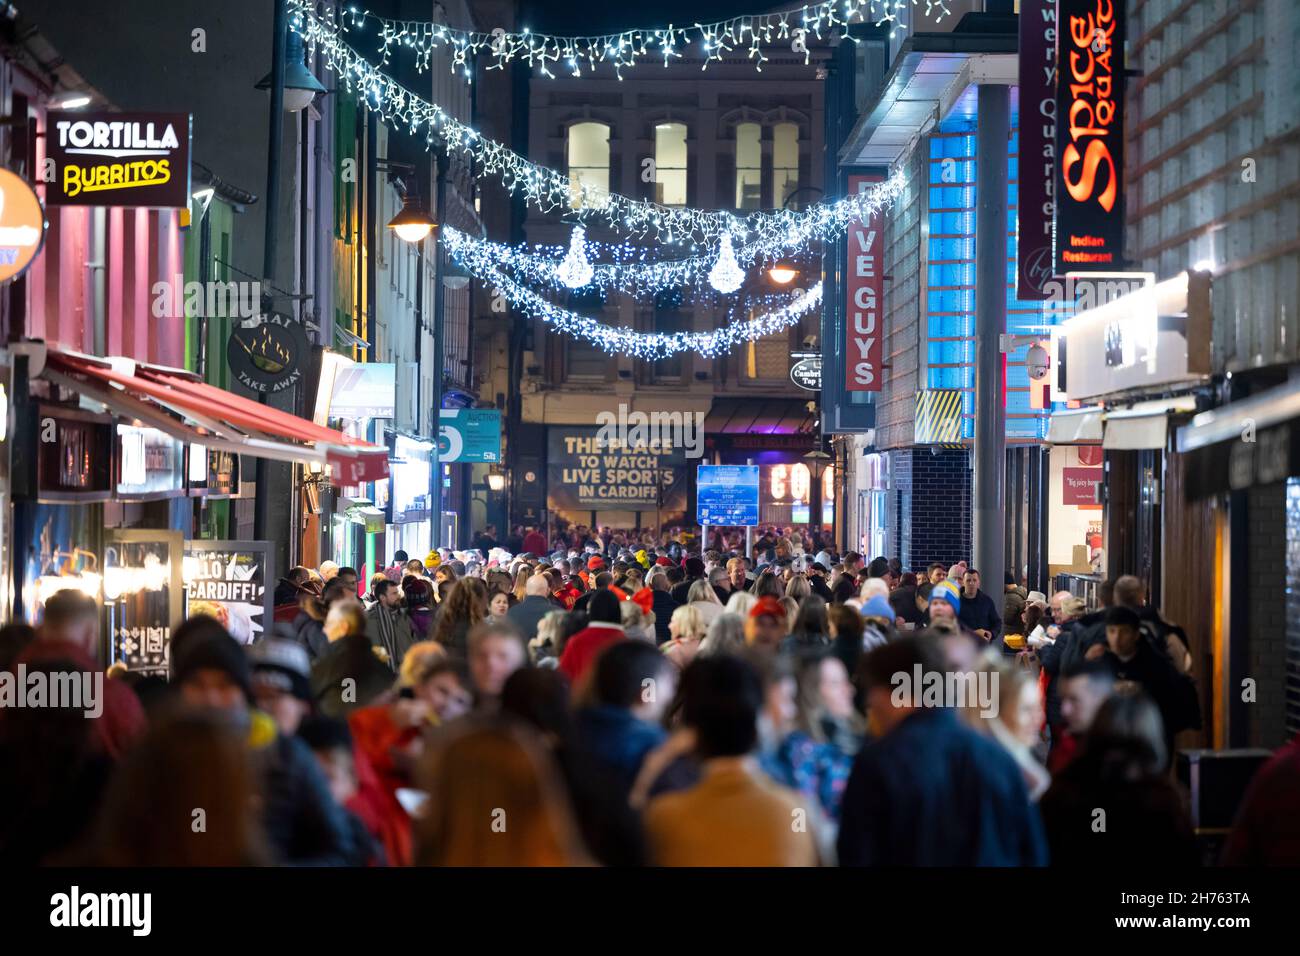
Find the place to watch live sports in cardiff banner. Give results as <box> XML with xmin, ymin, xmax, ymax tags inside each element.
<box><xmin>845</xmin><ymin>173</ymin><xmax>884</xmax><ymax>392</ymax></box>
<box><xmin>546</xmin><ymin>425</ymin><xmax>687</xmax><ymax>515</ymax></box>
<box><xmin>183</xmin><ymin>541</ymin><xmax>274</xmax><ymax>646</ymax></box>
<box><xmin>1053</xmin><ymin>0</ymin><xmax>1125</xmax><ymax>275</ymax></box>
<box><xmin>45</xmin><ymin>111</ymin><xmax>192</xmax><ymax>208</ymax></box>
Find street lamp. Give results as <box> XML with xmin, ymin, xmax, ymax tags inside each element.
<box><xmin>768</xmin><ymin>259</ymin><xmax>798</xmax><ymax>284</ymax></box>
<box><xmin>486</xmin><ymin>469</ymin><xmax>507</xmax><ymax>492</ymax></box>
<box><xmin>442</xmin><ymin>256</ymin><xmax>471</xmax><ymax>290</ymax></box>
<box><xmin>387</xmin><ymin>193</ymin><xmax>438</xmax><ymax>243</ymax></box>
<box><xmin>256</xmin><ymin>29</ymin><xmax>326</xmax><ymax>112</ymax></box>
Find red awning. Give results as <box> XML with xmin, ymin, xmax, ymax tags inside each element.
<box><xmin>40</xmin><ymin>347</ymin><xmax>389</xmax><ymax>483</ymax></box>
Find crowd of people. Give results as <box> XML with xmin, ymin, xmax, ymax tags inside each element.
<box><xmin>1</xmin><ymin>521</ymin><xmax>1297</xmax><ymax>867</ymax></box>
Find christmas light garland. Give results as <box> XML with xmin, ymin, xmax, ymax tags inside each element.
<box><xmin>483</xmin><ymin>267</ymin><xmax>824</xmax><ymax>359</ymax></box>
<box><xmin>342</xmin><ymin>0</ymin><xmax>949</xmax><ymax>80</ymax></box>
<box><xmin>443</xmin><ymin>227</ymin><xmax>821</xmax><ymax>299</ymax></box>
<box><xmin>290</xmin><ymin>2</ymin><xmax>908</xmax><ymax>249</ymax></box>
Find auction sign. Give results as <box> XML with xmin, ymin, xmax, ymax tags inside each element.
<box><xmin>46</xmin><ymin>112</ymin><xmax>191</xmax><ymax>208</ymax></box>
<box><xmin>1017</xmin><ymin>0</ymin><xmax>1057</xmax><ymax>299</ymax></box>
<box><xmin>1053</xmin><ymin>0</ymin><xmax>1125</xmax><ymax>274</ymax></box>
<box><xmin>845</xmin><ymin>174</ymin><xmax>884</xmax><ymax>392</ymax></box>
<box><xmin>546</xmin><ymin>426</ymin><xmax>686</xmax><ymax>514</ymax></box>
<box><xmin>183</xmin><ymin>541</ymin><xmax>274</xmax><ymax>646</ymax></box>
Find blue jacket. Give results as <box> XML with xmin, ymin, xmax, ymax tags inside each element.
<box><xmin>837</xmin><ymin>708</ymin><xmax>1048</xmax><ymax>866</ymax></box>
<box><xmin>574</xmin><ymin>705</ymin><xmax>667</xmax><ymax>794</ymax></box>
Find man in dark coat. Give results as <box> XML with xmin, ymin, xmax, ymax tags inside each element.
<box><xmin>838</xmin><ymin>634</ymin><xmax>1048</xmax><ymax>866</ymax></box>
<box><xmin>507</xmin><ymin>573</ymin><xmax>558</xmax><ymax>642</ymax></box>
<box><xmin>310</xmin><ymin>603</ymin><xmax>395</xmax><ymax>719</ymax></box>
<box><xmin>670</xmin><ymin>557</ymin><xmax>706</xmax><ymax>605</ymax></box>
<box><xmin>956</xmin><ymin>568</ymin><xmax>1001</xmax><ymax>643</ymax></box>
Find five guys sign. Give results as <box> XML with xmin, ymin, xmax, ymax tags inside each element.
<box><xmin>845</xmin><ymin>174</ymin><xmax>884</xmax><ymax>392</ymax></box>
<box><xmin>1053</xmin><ymin>0</ymin><xmax>1125</xmax><ymax>274</ymax></box>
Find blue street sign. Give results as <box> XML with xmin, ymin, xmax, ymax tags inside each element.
<box><xmin>438</xmin><ymin>409</ymin><xmax>502</xmax><ymax>463</ymax></box>
<box><xmin>696</xmin><ymin>464</ymin><xmax>760</xmax><ymax>527</ymax></box>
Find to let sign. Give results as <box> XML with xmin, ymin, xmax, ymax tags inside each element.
<box><xmin>845</xmin><ymin>174</ymin><xmax>884</xmax><ymax>392</ymax></box>
<box><xmin>1053</xmin><ymin>0</ymin><xmax>1125</xmax><ymax>274</ymax></box>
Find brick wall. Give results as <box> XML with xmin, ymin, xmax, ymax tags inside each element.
<box><xmin>1246</xmin><ymin>482</ymin><xmax>1288</xmax><ymax>748</ymax></box>
<box><xmin>890</xmin><ymin>447</ymin><xmax>971</xmax><ymax>570</ymax></box>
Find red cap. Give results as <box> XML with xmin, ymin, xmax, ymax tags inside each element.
<box><xmin>655</xmin><ymin>556</ymin><xmax>673</xmax><ymax>567</ymax></box>
<box><xmin>587</xmin><ymin>555</ymin><xmax>605</xmax><ymax>570</ymax></box>
<box><xmin>749</xmin><ymin>596</ymin><xmax>787</xmax><ymax>621</ymax></box>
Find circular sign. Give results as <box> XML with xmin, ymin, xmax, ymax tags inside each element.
<box><xmin>437</xmin><ymin>425</ymin><xmax>464</xmax><ymax>462</ymax></box>
<box><xmin>1077</xmin><ymin>445</ymin><xmax>1103</xmax><ymax>466</ymax></box>
<box><xmin>0</xmin><ymin>170</ymin><xmax>46</xmax><ymax>284</ymax></box>
<box><xmin>227</xmin><ymin>315</ymin><xmax>307</xmax><ymax>394</ymax></box>
<box><xmin>524</xmin><ymin>470</ymin><xmax>536</xmax><ymax>483</ymax></box>
<box><xmin>790</xmin><ymin>356</ymin><xmax>822</xmax><ymax>391</ymax></box>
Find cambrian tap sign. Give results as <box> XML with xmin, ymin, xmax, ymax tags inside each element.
<box><xmin>46</xmin><ymin>112</ymin><xmax>191</xmax><ymax>209</ymax></box>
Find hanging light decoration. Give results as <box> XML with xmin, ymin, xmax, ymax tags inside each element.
<box><xmin>708</xmin><ymin>234</ymin><xmax>745</xmax><ymax>294</ymax></box>
<box><xmin>556</xmin><ymin>225</ymin><xmax>594</xmax><ymax>288</ymax></box>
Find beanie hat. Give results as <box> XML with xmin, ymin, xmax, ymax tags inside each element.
<box><xmin>862</xmin><ymin>595</ymin><xmax>897</xmax><ymax>623</ymax></box>
<box><xmin>634</xmin><ymin>549</ymin><xmax>650</xmax><ymax>569</ymax></box>
<box><xmin>655</xmin><ymin>556</ymin><xmax>673</xmax><ymax>567</ymax></box>
<box><xmin>248</xmin><ymin>638</ymin><xmax>313</xmax><ymax>702</ymax></box>
<box><xmin>749</xmin><ymin>595</ymin><xmax>787</xmax><ymax>622</ymax></box>
<box><xmin>425</xmin><ymin>551</ymin><xmax>441</xmax><ymax>569</ymax></box>
<box><xmin>587</xmin><ymin>555</ymin><xmax>605</xmax><ymax>571</ymax></box>
<box><xmin>684</xmin><ymin>557</ymin><xmax>705</xmax><ymax>578</ymax></box>
<box><xmin>932</xmin><ymin>579</ymin><xmax>961</xmax><ymax>614</ymax></box>
<box><xmin>173</xmin><ymin>629</ymin><xmax>253</xmax><ymax>703</ymax></box>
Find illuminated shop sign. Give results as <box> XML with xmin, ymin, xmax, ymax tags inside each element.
<box><xmin>1053</xmin><ymin>0</ymin><xmax>1125</xmax><ymax>274</ymax></box>
<box><xmin>845</xmin><ymin>173</ymin><xmax>884</xmax><ymax>392</ymax></box>
<box><xmin>46</xmin><ymin>112</ymin><xmax>192</xmax><ymax>209</ymax></box>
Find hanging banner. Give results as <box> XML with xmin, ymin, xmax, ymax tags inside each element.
<box><xmin>1054</xmin><ymin>0</ymin><xmax>1125</xmax><ymax>274</ymax></box>
<box><xmin>439</xmin><ymin>408</ymin><xmax>502</xmax><ymax>463</ymax></box>
<box><xmin>845</xmin><ymin>174</ymin><xmax>884</xmax><ymax>392</ymax></box>
<box><xmin>46</xmin><ymin>111</ymin><xmax>192</xmax><ymax>209</ymax></box>
<box><xmin>546</xmin><ymin>425</ymin><xmax>686</xmax><ymax>514</ymax></box>
<box><xmin>183</xmin><ymin>541</ymin><xmax>274</xmax><ymax>646</ymax></box>
<box><xmin>1017</xmin><ymin>0</ymin><xmax>1057</xmax><ymax>299</ymax></box>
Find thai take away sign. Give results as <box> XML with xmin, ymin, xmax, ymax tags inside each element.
<box><xmin>46</xmin><ymin>112</ymin><xmax>192</xmax><ymax>208</ymax></box>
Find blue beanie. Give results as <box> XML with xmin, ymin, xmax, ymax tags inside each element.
<box><xmin>862</xmin><ymin>595</ymin><xmax>896</xmax><ymax>622</ymax></box>
<box><xmin>932</xmin><ymin>579</ymin><xmax>962</xmax><ymax>614</ymax></box>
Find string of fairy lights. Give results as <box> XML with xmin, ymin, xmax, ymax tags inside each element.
<box><xmin>443</xmin><ymin>227</ymin><xmax>818</xmax><ymax>297</ymax></box>
<box><xmin>341</xmin><ymin>0</ymin><xmax>949</xmax><ymax>80</ymax></box>
<box><xmin>485</xmin><ymin>266</ymin><xmax>825</xmax><ymax>359</ymax></box>
<box><xmin>290</xmin><ymin>1</ymin><xmax>907</xmax><ymax>253</ymax></box>
<box><xmin>286</xmin><ymin>2</ymin><xmax>894</xmax><ymax>358</ymax></box>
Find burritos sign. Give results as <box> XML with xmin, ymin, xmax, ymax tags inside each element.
<box><xmin>46</xmin><ymin>112</ymin><xmax>192</xmax><ymax>208</ymax></box>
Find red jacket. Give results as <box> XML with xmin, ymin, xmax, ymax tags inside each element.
<box><xmin>522</xmin><ymin>531</ymin><xmax>548</xmax><ymax>555</ymax></box>
<box><xmin>558</xmin><ymin>622</ymin><xmax>626</xmax><ymax>684</ymax></box>
<box><xmin>347</xmin><ymin>704</ymin><xmax>418</xmax><ymax>867</ymax></box>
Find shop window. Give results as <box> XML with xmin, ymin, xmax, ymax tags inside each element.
<box><xmin>772</xmin><ymin>122</ymin><xmax>800</xmax><ymax>208</ymax></box>
<box><xmin>567</xmin><ymin>121</ymin><xmax>610</xmax><ymax>209</ymax></box>
<box><xmin>654</xmin><ymin>123</ymin><xmax>688</xmax><ymax>206</ymax></box>
<box><xmin>734</xmin><ymin>122</ymin><xmax>762</xmax><ymax>210</ymax></box>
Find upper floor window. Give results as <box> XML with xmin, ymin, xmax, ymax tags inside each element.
<box><xmin>567</xmin><ymin>121</ymin><xmax>610</xmax><ymax>209</ymax></box>
<box><xmin>654</xmin><ymin>123</ymin><xmax>688</xmax><ymax>206</ymax></box>
<box><xmin>773</xmin><ymin>122</ymin><xmax>800</xmax><ymax>208</ymax></box>
<box><xmin>734</xmin><ymin>122</ymin><xmax>762</xmax><ymax>210</ymax></box>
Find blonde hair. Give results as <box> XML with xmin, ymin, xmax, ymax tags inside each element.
<box><xmin>725</xmin><ymin>590</ymin><xmax>757</xmax><ymax>617</ymax></box>
<box><xmin>687</xmin><ymin>578</ymin><xmax>721</xmax><ymax>606</ymax></box>
<box><xmin>399</xmin><ymin>641</ymin><xmax>448</xmax><ymax>688</ymax></box>
<box><xmin>669</xmin><ymin>604</ymin><xmax>706</xmax><ymax>643</ymax></box>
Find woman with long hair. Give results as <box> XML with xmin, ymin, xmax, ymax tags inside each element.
<box><xmin>402</xmin><ymin>577</ymin><xmax>436</xmax><ymax>640</ymax></box>
<box><xmin>697</xmin><ymin>611</ymin><xmax>747</xmax><ymax>659</ymax></box>
<box><xmin>431</xmin><ymin>576</ymin><xmax>488</xmax><ymax>657</ymax></box>
<box><xmin>1039</xmin><ymin>692</ymin><xmax>1197</xmax><ymax>865</ymax></box>
<box><xmin>661</xmin><ymin>604</ymin><xmax>707</xmax><ymax>670</ymax></box>
<box><xmin>414</xmin><ymin>718</ymin><xmax>590</xmax><ymax>866</ymax></box>
<box><xmin>686</xmin><ymin>578</ymin><xmax>723</xmax><ymax>629</ymax></box>
<box><xmin>784</xmin><ymin>573</ymin><xmax>812</xmax><ymax>604</ymax></box>
<box><xmin>90</xmin><ymin>712</ymin><xmax>269</xmax><ymax>866</ymax></box>
<box><xmin>512</xmin><ymin>565</ymin><xmax>533</xmax><ymax>604</ymax></box>
<box><xmin>784</xmin><ymin>595</ymin><xmax>829</xmax><ymax>649</ymax></box>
